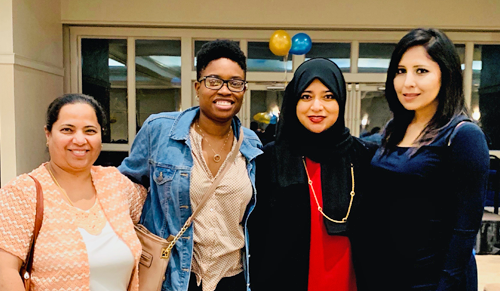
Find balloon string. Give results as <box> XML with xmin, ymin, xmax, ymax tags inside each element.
<box><xmin>283</xmin><ymin>54</ymin><xmax>288</xmax><ymax>86</ymax></box>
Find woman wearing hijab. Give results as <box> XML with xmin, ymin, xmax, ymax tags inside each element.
<box><xmin>248</xmin><ymin>58</ymin><xmax>376</xmax><ymax>291</ymax></box>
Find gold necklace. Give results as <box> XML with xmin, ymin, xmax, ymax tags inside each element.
<box><xmin>196</xmin><ymin>121</ymin><xmax>232</xmax><ymax>163</ymax></box>
<box><xmin>302</xmin><ymin>158</ymin><xmax>355</xmax><ymax>224</ymax></box>
<box><xmin>47</xmin><ymin>164</ymin><xmax>75</xmax><ymax>207</ymax></box>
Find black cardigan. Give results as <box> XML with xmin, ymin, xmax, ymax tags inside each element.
<box><xmin>248</xmin><ymin>138</ymin><xmax>377</xmax><ymax>291</ymax></box>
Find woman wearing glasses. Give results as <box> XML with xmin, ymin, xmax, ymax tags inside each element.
<box><xmin>119</xmin><ymin>39</ymin><xmax>262</xmax><ymax>291</ymax></box>
<box><xmin>249</xmin><ymin>58</ymin><xmax>376</xmax><ymax>291</ymax></box>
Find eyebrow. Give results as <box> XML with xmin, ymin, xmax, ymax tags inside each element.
<box><xmin>302</xmin><ymin>90</ymin><xmax>332</xmax><ymax>93</ymax></box>
<box><xmin>206</xmin><ymin>74</ymin><xmax>244</xmax><ymax>80</ymax></box>
<box><xmin>59</xmin><ymin>124</ymin><xmax>98</xmax><ymax>129</ymax></box>
<box><xmin>398</xmin><ymin>64</ymin><xmax>429</xmax><ymax>68</ymax></box>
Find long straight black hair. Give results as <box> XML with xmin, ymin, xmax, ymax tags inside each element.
<box><xmin>382</xmin><ymin>28</ymin><xmax>468</xmax><ymax>153</ymax></box>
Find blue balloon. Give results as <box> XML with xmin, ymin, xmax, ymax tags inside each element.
<box><xmin>270</xmin><ymin>114</ymin><xmax>278</xmax><ymax>124</ymax></box>
<box><xmin>289</xmin><ymin>33</ymin><xmax>312</xmax><ymax>55</ymax></box>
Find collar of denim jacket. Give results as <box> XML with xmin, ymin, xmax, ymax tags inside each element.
<box><xmin>169</xmin><ymin>106</ymin><xmax>263</xmax><ymax>162</ymax></box>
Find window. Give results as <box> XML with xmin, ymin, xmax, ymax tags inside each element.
<box><xmin>358</xmin><ymin>43</ymin><xmax>396</xmax><ymax>73</ymax></box>
<box><xmin>81</xmin><ymin>38</ymin><xmax>128</xmax><ymax>144</ymax></box>
<box><xmin>473</xmin><ymin>45</ymin><xmax>500</xmax><ymax>149</ymax></box>
<box><xmin>135</xmin><ymin>40</ymin><xmax>181</xmax><ymax>131</ymax></box>
<box><xmin>306</xmin><ymin>42</ymin><xmax>351</xmax><ymax>72</ymax></box>
<box><xmin>247</xmin><ymin>41</ymin><xmax>292</xmax><ymax>72</ymax></box>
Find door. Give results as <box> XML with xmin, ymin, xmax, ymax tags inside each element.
<box><xmin>243</xmin><ymin>82</ymin><xmax>285</xmax><ymax>144</ymax></box>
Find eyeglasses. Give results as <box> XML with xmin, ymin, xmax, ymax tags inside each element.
<box><xmin>199</xmin><ymin>76</ymin><xmax>247</xmax><ymax>92</ymax></box>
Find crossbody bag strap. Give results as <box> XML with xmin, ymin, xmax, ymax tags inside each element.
<box><xmin>171</xmin><ymin>127</ymin><xmax>245</xmax><ymax>242</ymax></box>
<box><xmin>21</xmin><ymin>175</ymin><xmax>44</xmax><ymax>288</ymax></box>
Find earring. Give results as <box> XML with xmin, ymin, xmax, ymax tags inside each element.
<box><xmin>196</xmin><ymin>95</ymin><xmax>200</xmax><ymax>102</ymax></box>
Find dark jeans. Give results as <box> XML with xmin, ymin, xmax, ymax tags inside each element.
<box><xmin>188</xmin><ymin>272</ymin><xmax>246</xmax><ymax>291</ymax></box>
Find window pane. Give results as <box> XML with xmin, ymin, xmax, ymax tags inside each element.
<box><xmin>305</xmin><ymin>43</ymin><xmax>351</xmax><ymax>72</ymax></box>
<box><xmin>473</xmin><ymin>45</ymin><xmax>500</xmax><ymax>149</ymax></box>
<box><xmin>82</xmin><ymin>38</ymin><xmax>127</xmax><ymax>143</ymax></box>
<box><xmin>193</xmin><ymin>40</ymin><xmax>240</xmax><ymax>71</ymax></box>
<box><xmin>248</xmin><ymin>42</ymin><xmax>292</xmax><ymax>72</ymax></box>
<box><xmin>358</xmin><ymin>43</ymin><xmax>396</xmax><ymax>73</ymax></box>
<box><xmin>360</xmin><ymin>85</ymin><xmax>391</xmax><ymax>142</ymax></box>
<box><xmin>250</xmin><ymin>88</ymin><xmax>283</xmax><ymax>145</ymax></box>
<box><xmin>136</xmin><ymin>40</ymin><xmax>181</xmax><ymax>131</ymax></box>
<box><xmin>194</xmin><ymin>40</ymin><xmax>210</xmax><ymax>69</ymax></box>
<box><xmin>455</xmin><ymin>44</ymin><xmax>465</xmax><ymax>70</ymax></box>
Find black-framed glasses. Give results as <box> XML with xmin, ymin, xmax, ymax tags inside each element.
<box><xmin>198</xmin><ymin>76</ymin><xmax>247</xmax><ymax>92</ymax></box>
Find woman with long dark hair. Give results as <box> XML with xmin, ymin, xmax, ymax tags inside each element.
<box><xmin>367</xmin><ymin>28</ymin><xmax>489</xmax><ymax>290</ymax></box>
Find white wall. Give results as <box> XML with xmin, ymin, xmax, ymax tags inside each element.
<box><xmin>0</xmin><ymin>0</ymin><xmax>63</xmax><ymax>186</ymax></box>
<box><xmin>0</xmin><ymin>0</ymin><xmax>13</xmax><ymax>54</ymax></box>
<box><xmin>0</xmin><ymin>65</ymin><xmax>15</xmax><ymax>186</ymax></box>
<box><xmin>14</xmin><ymin>66</ymin><xmax>63</xmax><ymax>176</ymax></box>
<box><xmin>61</xmin><ymin>0</ymin><xmax>500</xmax><ymax>30</ymax></box>
<box><xmin>0</xmin><ymin>0</ymin><xmax>16</xmax><ymax>185</ymax></box>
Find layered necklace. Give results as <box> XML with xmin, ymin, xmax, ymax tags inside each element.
<box><xmin>196</xmin><ymin>121</ymin><xmax>232</xmax><ymax>163</ymax></box>
<box><xmin>302</xmin><ymin>157</ymin><xmax>356</xmax><ymax>224</ymax></box>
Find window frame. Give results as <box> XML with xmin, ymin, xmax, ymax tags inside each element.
<box><xmin>67</xmin><ymin>26</ymin><xmax>500</xmax><ymax>155</ymax></box>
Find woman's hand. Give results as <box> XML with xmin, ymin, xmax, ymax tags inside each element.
<box><xmin>0</xmin><ymin>249</ymin><xmax>25</xmax><ymax>291</ymax></box>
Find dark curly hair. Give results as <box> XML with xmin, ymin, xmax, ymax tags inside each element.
<box><xmin>46</xmin><ymin>93</ymin><xmax>107</xmax><ymax>133</ymax></box>
<box><xmin>382</xmin><ymin>28</ymin><xmax>467</xmax><ymax>153</ymax></box>
<box><xmin>196</xmin><ymin>39</ymin><xmax>247</xmax><ymax>80</ymax></box>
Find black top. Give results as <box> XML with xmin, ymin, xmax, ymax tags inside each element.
<box><xmin>248</xmin><ymin>139</ymin><xmax>376</xmax><ymax>291</ymax></box>
<box><xmin>364</xmin><ymin>115</ymin><xmax>489</xmax><ymax>290</ymax></box>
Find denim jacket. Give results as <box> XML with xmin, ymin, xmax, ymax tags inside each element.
<box><xmin>118</xmin><ymin>107</ymin><xmax>263</xmax><ymax>291</ymax></box>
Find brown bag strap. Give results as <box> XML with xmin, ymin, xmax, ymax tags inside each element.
<box><xmin>21</xmin><ymin>175</ymin><xmax>44</xmax><ymax>285</ymax></box>
<box><xmin>170</xmin><ymin>127</ymin><xmax>245</xmax><ymax>244</ymax></box>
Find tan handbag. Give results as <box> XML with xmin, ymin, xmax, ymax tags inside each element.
<box><xmin>20</xmin><ymin>176</ymin><xmax>44</xmax><ymax>291</ymax></box>
<box><xmin>136</xmin><ymin>128</ymin><xmax>244</xmax><ymax>291</ymax></box>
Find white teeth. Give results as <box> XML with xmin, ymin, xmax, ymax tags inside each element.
<box><xmin>72</xmin><ymin>150</ymin><xmax>86</xmax><ymax>155</ymax></box>
<box><xmin>216</xmin><ymin>100</ymin><xmax>231</xmax><ymax>105</ymax></box>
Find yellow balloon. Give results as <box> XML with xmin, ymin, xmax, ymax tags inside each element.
<box><xmin>253</xmin><ymin>112</ymin><xmax>271</xmax><ymax>124</ymax></box>
<box><xmin>269</xmin><ymin>30</ymin><xmax>292</xmax><ymax>56</ymax></box>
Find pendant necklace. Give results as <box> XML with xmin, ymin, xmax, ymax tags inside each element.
<box><xmin>196</xmin><ymin>121</ymin><xmax>232</xmax><ymax>163</ymax></box>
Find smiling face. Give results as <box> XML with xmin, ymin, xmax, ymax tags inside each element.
<box><xmin>45</xmin><ymin>103</ymin><xmax>102</xmax><ymax>174</ymax></box>
<box><xmin>296</xmin><ymin>79</ymin><xmax>340</xmax><ymax>133</ymax></box>
<box><xmin>194</xmin><ymin>58</ymin><xmax>246</xmax><ymax>124</ymax></box>
<box><xmin>393</xmin><ymin>45</ymin><xmax>442</xmax><ymax>118</ymax></box>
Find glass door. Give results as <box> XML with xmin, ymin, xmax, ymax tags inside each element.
<box><xmin>244</xmin><ymin>83</ymin><xmax>285</xmax><ymax>145</ymax></box>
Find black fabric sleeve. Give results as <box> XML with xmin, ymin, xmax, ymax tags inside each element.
<box><xmin>248</xmin><ymin>142</ymin><xmax>276</xmax><ymax>290</ymax></box>
<box><xmin>436</xmin><ymin>122</ymin><xmax>489</xmax><ymax>290</ymax></box>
